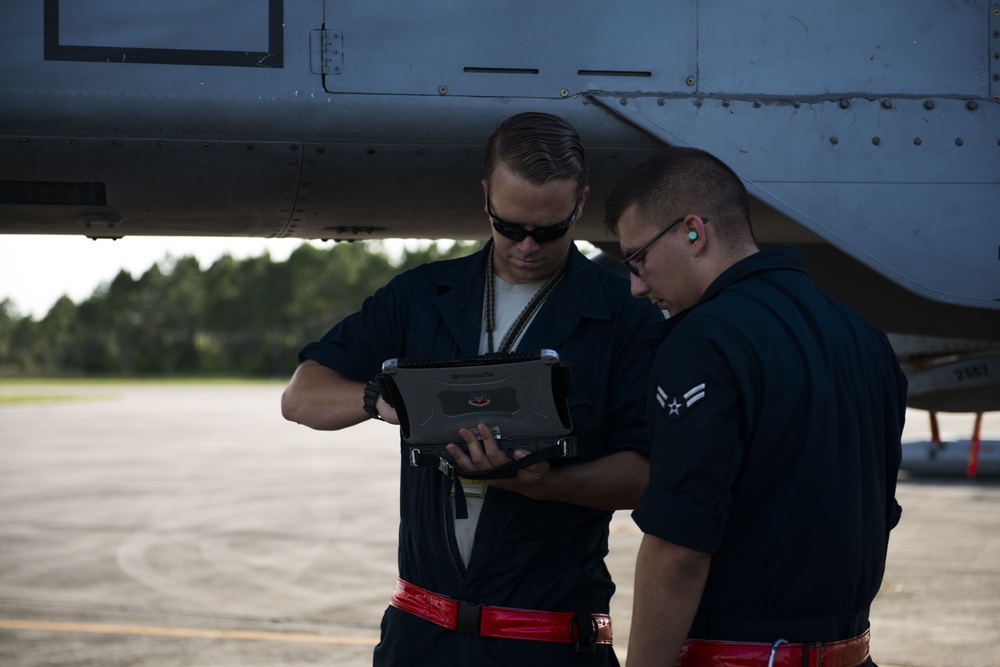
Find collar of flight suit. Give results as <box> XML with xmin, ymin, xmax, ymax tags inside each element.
<box><xmin>429</xmin><ymin>240</ymin><xmax>615</xmax><ymax>358</ymax></box>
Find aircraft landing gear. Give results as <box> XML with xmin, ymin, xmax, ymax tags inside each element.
<box><xmin>928</xmin><ymin>411</ymin><xmax>985</xmax><ymax>477</ymax></box>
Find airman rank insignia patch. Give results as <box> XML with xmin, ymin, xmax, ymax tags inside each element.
<box><xmin>656</xmin><ymin>383</ymin><xmax>705</xmax><ymax>422</ymax></box>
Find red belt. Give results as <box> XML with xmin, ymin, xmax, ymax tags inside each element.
<box><xmin>389</xmin><ymin>578</ymin><xmax>612</xmax><ymax>647</ymax></box>
<box><xmin>677</xmin><ymin>630</ymin><xmax>870</xmax><ymax>667</ymax></box>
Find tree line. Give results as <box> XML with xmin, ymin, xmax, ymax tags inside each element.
<box><xmin>0</xmin><ymin>240</ymin><xmax>479</xmax><ymax>378</ymax></box>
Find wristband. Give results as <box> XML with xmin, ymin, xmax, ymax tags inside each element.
<box><xmin>362</xmin><ymin>378</ymin><xmax>383</xmax><ymax>421</ymax></box>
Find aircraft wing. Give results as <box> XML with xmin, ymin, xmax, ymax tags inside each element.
<box><xmin>1</xmin><ymin>0</ymin><xmax>997</xmax><ymax>346</ymax></box>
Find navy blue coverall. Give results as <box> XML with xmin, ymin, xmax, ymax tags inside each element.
<box><xmin>300</xmin><ymin>241</ymin><xmax>661</xmax><ymax>666</ymax></box>
<box><xmin>633</xmin><ymin>245</ymin><xmax>906</xmax><ymax>665</ymax></box>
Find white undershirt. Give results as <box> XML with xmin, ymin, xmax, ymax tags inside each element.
<box><xmin>451</xmin><ymin>274</ymin><xmax>545</xmax><ymax>567</ymax></box>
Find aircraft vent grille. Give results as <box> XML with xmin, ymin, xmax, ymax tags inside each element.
<box><xmin>0</xmin><ymin>181</ymin><xmax>107</xmax><ymax>206</ymax></box>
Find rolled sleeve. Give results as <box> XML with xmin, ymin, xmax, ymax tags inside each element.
<box><xmin>633</xmin><ymin>317</ymin><xmax>743</xmax><ymax>553</ymax></box>
<box><xmin>633</xmin><ymin>487</ymin><xmax>726</xmax><ymax>552</ymax></box>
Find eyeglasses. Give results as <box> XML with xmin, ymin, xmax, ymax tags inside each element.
<box><xmin>622</xmin><ymin>216</ymin><xmax>708</xmax><ymax>277</ymax></box>
<box><xmin>488</xmin><ymin>194</ymin><xmax>581</xmax><ymax>244</ymax></box>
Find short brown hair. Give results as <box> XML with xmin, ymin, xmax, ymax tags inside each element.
<box><xmin>483</xmin><ymin>112</ymin><xmax>587</xmax><ymax>194</ymax></box>
<box><xmin>605</xmin><ymin>147</ymin><xmax>754</xmax><ymax>249</ymax></box>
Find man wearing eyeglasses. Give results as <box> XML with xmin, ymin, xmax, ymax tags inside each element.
<box><xmin>282</xmin><ymin>112</ymin><xmax>663</xmax><ymax>665</ymax></box>
<box><xmin>604</xmin><ymin>146</ymin><xmax>906</xmax><ymax>667</ymax></box>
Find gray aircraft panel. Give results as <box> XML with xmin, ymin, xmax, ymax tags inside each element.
<box><xmin>697</xmin><ymin>0</ymin><xmax>988</xmax><ymax>97</ymax></box>
<box><xmin>323</xmin><ymin>0</ymin><xmax>697</xmax><ymax>98</ymax></box>
<box><xmin>592</xmin><ymin>95</ymin><xmax>1000</xmax><ymax>310</ymax></box>
<box><xmin>0</xmin><ymin>0</ymin><xmax>300</xmax><ymax>96</ymax></box>
<box><xmin>1</xmin><ymin>0</ymin><xmax>998</xmax><ymax>323</ymax></box>
<box><xmin>2</xmin><ymin>136</ymin><xmax>302</xmax><ymax>238</ymax></box>
<box><xmin>56</xmin><ymin>0</ymin><xmax>272</xmax><ymax>53</ymax></box>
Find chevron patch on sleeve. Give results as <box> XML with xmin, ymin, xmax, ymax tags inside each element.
<box><xmin>655</xmin><ymin>383</ymin><xmax>706</xmax><ymax>422</ymax></box>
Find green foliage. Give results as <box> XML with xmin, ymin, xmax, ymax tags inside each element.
<box><xmin>0</xmin><ymin>240</ymin><xmax>480</xmax><ymax>378</ymax></box>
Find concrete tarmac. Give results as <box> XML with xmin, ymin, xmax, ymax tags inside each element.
<box><xmin>0</xmin><ymin>382</ymin><xmax>997</xmax><ymax>666</ymax></box>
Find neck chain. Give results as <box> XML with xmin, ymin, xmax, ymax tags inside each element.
<box><xmin>484</xmin><ymin>243</ymin><xmax>568</xmax><ymax>354</ymax></box>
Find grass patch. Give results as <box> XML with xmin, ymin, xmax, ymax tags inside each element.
<box><xmin>0</xmin><ymin>393</ymin><xmax>96</xmax><ymax>405</ymax></box>
<box><xmin>0</xmin><ymin>378</ymin><xmax>282</xmax><ymax>405</ymax></box>
<box><xmin>0</xmin><ymin>377</ymin><xmax>285</xmax><ymax>386</ymax></box>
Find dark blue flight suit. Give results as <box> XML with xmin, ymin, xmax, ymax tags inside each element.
<box><xmin>633</xmin><ymin>245</ymin><xmax>906</xmax><ymax>666</ymax></box>
<box><xmin>300</xmin><ymin>241</ymin><xmax>661</xmax><ymax>666</ymax></box>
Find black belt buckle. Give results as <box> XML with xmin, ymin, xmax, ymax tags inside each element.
<box><xmin>802</xmin><ymin>641</ymin><xmax>822</xmax><ymax>667</ymax></box>
<box><xmin>571</xmin><ymin>612</ymin><xmax>598</xmax><ymax>655</ymax></box>
<box><xmin>455</xmin><ymin>600</ymin><xmax>482</xmax><ymax>635</ymax></box>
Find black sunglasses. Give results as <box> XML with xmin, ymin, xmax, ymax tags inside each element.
<box><xmin>488</xmin><ymin>194</ymin><xmax>581</xmax><ymax>243</ymax></box>
<box><xmin>622</xmin><ymin>216</ymin><xmax>708</xmax><ymax>277</ymax></box>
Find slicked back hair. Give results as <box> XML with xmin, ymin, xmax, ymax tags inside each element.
<box><xmin>483</xmin><ymin>112</ymin><xmax>588</xmax><ymax>194</ymax></box>
<box><xmin>604</xmin><ymin>147</ymin><xmax>755</xmax><ymax>250</ymax></box>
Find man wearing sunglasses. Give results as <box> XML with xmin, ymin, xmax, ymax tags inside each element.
<box><xmin>282</xmin><ymin>112</ymin><xmax>663</xmax><ymax>665</ymax></box>
<box><xmin>604</xmin><ymin>147</ymin><xmax>906</xmax><ymax>667</ymax></box>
